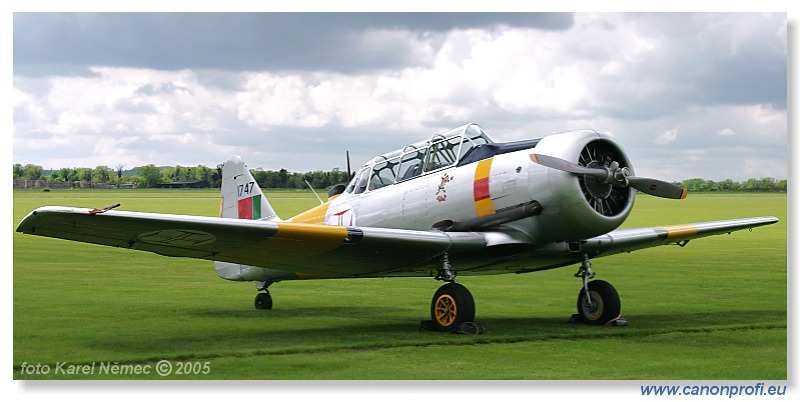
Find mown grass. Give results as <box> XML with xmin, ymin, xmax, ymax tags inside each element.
<box><xmin>12</xmin><ymin>189</ymin><xmax>787</xmax><ymax>380</ymax></box>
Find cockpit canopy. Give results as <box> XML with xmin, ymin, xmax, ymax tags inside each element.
<box><xmin>345</xmin><ymin>123</ymin><xmax>493</xmax><ymax>195</ymax></box>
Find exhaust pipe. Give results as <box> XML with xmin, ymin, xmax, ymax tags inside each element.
<box><xmin>433</xmin><ymin>201</ymin><xmax>542</xmax><ymax>232</ymax></box>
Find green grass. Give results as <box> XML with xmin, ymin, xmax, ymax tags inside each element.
<box><xmin>12</xmin><ymin>189</ymin><xmax>787</xmax><ymax>380</ymax></box>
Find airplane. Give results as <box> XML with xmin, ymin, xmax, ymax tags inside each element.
<box><xmin>16</xmin><ymin>123</ymin><xmax>778</xmax><ymax>332</ymax></box>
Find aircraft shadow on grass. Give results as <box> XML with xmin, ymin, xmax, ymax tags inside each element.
<box><xmin>86</xmin><ymin>308</ymin><xmax>786</xmax><ymax>357</ymax></box>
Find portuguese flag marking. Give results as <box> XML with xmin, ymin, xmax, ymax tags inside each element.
<box><xmin>238</xmin><ymin>195</ymin><xmax>262</xmax><ymax>220</ymax></box>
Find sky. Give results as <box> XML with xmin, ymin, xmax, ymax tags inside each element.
<box><xmin>10</xmin><ymin>11</ymin><xmax>789</xmax><ymax>182</ymax></box>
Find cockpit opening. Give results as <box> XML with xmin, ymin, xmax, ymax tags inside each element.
<box><xmin>345</xmin><ymin>123</ymin><xmax>495</xmax><ymax>195</ymax></box>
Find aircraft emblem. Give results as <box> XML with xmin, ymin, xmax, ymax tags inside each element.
<box><xmin>436</xmin><ymin>173</ymin><xmax>454</xmax><ymax>202</ymax></box>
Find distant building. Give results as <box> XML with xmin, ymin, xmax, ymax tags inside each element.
<box><xmin>156</xmin><ymin>180</ymin><xmax>209</xmax><ymax>189</ymax></box>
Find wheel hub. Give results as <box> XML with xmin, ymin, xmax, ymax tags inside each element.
<box><xmin>434</xmin><ymin>295</ymin><xmax>457</xmax><ymax>326</ymax></box>
<box><xmin>581</xmin><ymin>291</ymin><xmax>604</xmax><ymax>320</ymax></box>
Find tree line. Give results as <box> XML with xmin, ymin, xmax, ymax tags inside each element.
<box><xmin>13</xmin><ymin>163</ymin><xmax>351</xmax><ymax>190</ymax></box>
<box><xmin>678</xmin><ymin>177</ymin><xmax>787</xmax><ymax>193</ymax></box>
<box><xmin>13</xmin><ymin>163</ymin><xmax>787</xmax><ymax>192</ymax></box>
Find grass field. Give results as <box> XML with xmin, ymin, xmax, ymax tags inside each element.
<box><xmin>12</xmin><ymin>188</ymin><xmax>787</xmax><ymax>380</ymax></box>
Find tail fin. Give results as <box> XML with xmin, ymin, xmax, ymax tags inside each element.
<box><xmin>216</xmin><ymin>155</ymin><xmax>281</xmax><ymax>282</ymax></box>
<box><xmin>220</xmin><ymin>155</ymin><xmax>281</xmax><ymax>222</ymax></box>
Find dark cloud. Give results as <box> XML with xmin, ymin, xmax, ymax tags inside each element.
<box><xmin>577</xmin><ymin>13</ymin><xmax>786</xmax><ymax>119</ymax></box>
<box><xmin>13</xmin><ymin>12</ymin><xmax>574</xmax><ymax>76</ymax></box>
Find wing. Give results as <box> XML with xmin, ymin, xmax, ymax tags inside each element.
<box><xmin>15</xmin><ymin>206</ymin><xmax>487</xmax><ymax>277</ymax></box>
<box><xmin>580</xmin><ymin>216</ymin><xmax>779</xmax><ymax>256</ymax></box>
<box><xmin>15</xmin><ymin>206</ymin><xmax>779</xmax><ymax>278</ymax></box>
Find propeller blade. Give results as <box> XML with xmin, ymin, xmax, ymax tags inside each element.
<box><xmin>346</xmin><ymin>150</ymin><xmax>353</xmax><ymax>181</ymax></box>
<box><xmin>628</xmin><ymin>177</ymin><xmax>688</xmax><ymax>199</ymax></box>
<box><xmin>529</xmin><ymin>153</ymin><xmax>608</xmax><ymax>179</ymax></box>
<box><xmin>531</xmin><ymin>152</ymin><xmax>688</xmax><ymax>200</ymax></box>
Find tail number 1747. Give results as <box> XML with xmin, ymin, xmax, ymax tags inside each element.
<box><xmin>238</xmin><ymin>181</ymin><xmax>256</xmax><ymax>197</ymax></box>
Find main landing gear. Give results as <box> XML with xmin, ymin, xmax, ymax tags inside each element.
<box><xmin>426</xmin><ymin>252</ymin><xmax>623</xmax><ymax>332</ymax></box>
<box><xmin>428</xmin><ymin>254</ymin><xmax>476</xmax><ymax>332</ymax></box>
<box><xmin>573</xmin><ymin>253</ymin><xmax>622</xmax><ymax>325</ymax></box>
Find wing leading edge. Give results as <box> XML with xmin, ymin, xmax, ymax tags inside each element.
<box><xmin>580</xmin><ymin>216</ymin><xmax>779</xmax><ymax>256</ymax></box>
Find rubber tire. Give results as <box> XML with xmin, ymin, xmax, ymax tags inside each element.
<box><xmin>576</xmin><ymin>280</ymin><xmax>620</xmax><ymax>325</ymax></box>
<box><xmin>254</xmin><ymin>292</ymin><xmax>273</xmax><ymax>310</ymax></box>
<box><xmin>430</xmin><ymin>283</ymin><xmax>475</xmax><ymax>332</ymax></box>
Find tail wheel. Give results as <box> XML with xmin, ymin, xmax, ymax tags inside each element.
<box><xmin>576</xmin><ymin>280</ymin><xmax>620</xmax><ymax>325</ymax></box>
<box><xmin>254</xmin><ymin>292</ymin><xmax>273</xmax><ymax>310</ymax></box>
<box><xmin>431</xmin><ymin>283</ymin><xmax>475</xmax><ymax>332</ymax></box>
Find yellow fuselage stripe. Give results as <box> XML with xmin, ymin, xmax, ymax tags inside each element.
<box><xmin>289</xmin><ymin>201</ymin><xmax>331</xmax><ymax>224</ymax></box>
<box><xmin>473</xmin><ymin>158</ymin><xmax>496</xmax><ymax>217</ymax></box>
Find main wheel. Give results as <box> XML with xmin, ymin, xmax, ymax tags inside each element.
<box><xmin>430</xmin><ymin>283</ymin><xmax>475</xmax><ymax>332</ymax></box>
<box><xmin>254</xmin><ymin>292</ymin><xmax>273</xmax><ymax>310</ymax></box>
<box><xmin>576</xmin><ymin>280</ymin><xmax>620</xmax><ymax>325</ymax></box>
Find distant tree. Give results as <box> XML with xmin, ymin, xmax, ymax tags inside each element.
<box><xmin>162</xmin><ymin>167</ymin><xmax>176</xmax><ymax>182</ymax></box>
<box><xmin>21</xmin><ymin>164</ymin><xmax>45</xmax><ymax>180</ymax></box>
<box><xmin>759</xmin><ymin>177</ymin><xmax>777</xmax><ymax>191</ymax></box>
<box><xmin>286</xmin><ymin>173</ymin><xmax>305</xmax><ymax>189</ymax></box>
<box><xmin>309</xmin><ymin>170</ymin><xmax>327</xmax><ymax>189</ymax></box>
<box><xmin>680</xmin><ymin>178</ymin><xmax>708</xmax><ymax>192</ymax></box>
<box><xmin>211</xmin><ymin>164</ymin><xmax>223</xmax><ymax>188</ymax></box>
<box><xmin>173</xmin><ymin>165</ymin><xmax>187</xmax><ymax>181</ymax></box>
<box><xmin>264</xmin><ymin>170</ymin><xmax>282</xmax><ymax>188</ymax></box>
<box><xmin>251</xmin><ymin>169</ymin><xmax>268</xmax><ymax>188</ymax></box>
<box><xmin>278</xmin><ymin>168</ymin><xmax>289</xmax><ymax>187</ymax></box>
<box><xmin>13</xmin><ymin>163</ymin><xmax>23</xmax><ymax>179</ymax></box>
<box><xmin>75</xmin><ymin>167</ymin><xmax>92</xmax><ymax>182</ymax></box>
<box><xmin>115</xmin><ymin>163</ymin><xmax>125</xmax><ymax>179</ymax></box>
<box><xmin>93</xmin><ymin>165</ymin><xmax>112</xmax><ymax>183</ymax></box>
<box><xmin>193</xmin><ymin>164</ymin><xmax>212</xmax><ymax>183</ymax></box>
<box><xmin>714</xmin><ymin>179</ymin><xmax>737</xmax><ymax>192</ymax></box>
<box><xmin>136</xmin><ymin>164</ymin><xmax>162</xmax><ymax>188</ymax></box>
<box><xmin>741</xmin><ymin>178</ymin><xmax>759</xmax><ymax>192</ymax></box>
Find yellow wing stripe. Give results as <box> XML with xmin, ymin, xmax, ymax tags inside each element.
<box><xmin>275</xmin><ymin>222</ymin><xmax>348</xmax><ymax>247</ymax></box>
<box><xmin>238</xmin><ymin>222</ymin><xmax>350</xmax><ymax>261</ymax></box>
<box><xmin>656</xmin><ymin>224</ymin><xmax>699</xmax><ymax>239</ymax></box>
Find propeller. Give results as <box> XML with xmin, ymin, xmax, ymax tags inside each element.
<box><xmin>346</xmin><ymin>150</ymin><xmax>353</xmax><ymax>181</ymax></box>
<box><xmin>530</xmin><ymin>153</ymin><xmax>687</xmax><ymax>200</ymax></box>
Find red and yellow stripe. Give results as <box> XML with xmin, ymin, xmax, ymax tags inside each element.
<box><xmin>473</xmin><ymin>158</ymin><xmax>496</xmax><ymax>218</ymax></box>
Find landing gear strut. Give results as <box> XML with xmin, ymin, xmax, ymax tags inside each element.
<box><xmin>429</xmin><ymin>253</ymin><xmax>476</xmax><ymax>332</ymax></box>
<box><xmin>573</xmin><ymin>253</ymin><xmax>621</xmax><ymax>324</ymax></box>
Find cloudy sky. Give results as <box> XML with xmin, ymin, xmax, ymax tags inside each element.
<box><xmin>11</xmin><ymin>11</ymin><xmax>789</xmax><ymax>182</ymax></box>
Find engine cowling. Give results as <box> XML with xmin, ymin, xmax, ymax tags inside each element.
<box><xmin>527</xmin><ymin>130</ymin><xmax>636</xmax><ymax>243</ymax></box>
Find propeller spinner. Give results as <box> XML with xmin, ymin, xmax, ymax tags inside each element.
<box><xmin>530</xmin><ymin>153</ymin><xmax>687</xmax><ymax>200</ymax></box>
